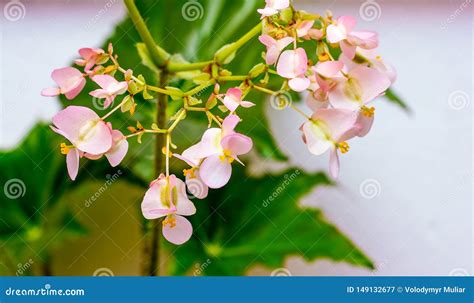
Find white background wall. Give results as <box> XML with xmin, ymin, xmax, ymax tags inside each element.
<box><xmin>1</xmin><ymin>0</ymin><xmax>472</xmax><ymax>276</ymax></box>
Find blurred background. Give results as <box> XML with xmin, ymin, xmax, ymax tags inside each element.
<box><xmin>0</xmin><ymin>0</ymin><xmax>472</xmax><ymax>276</ymax></box>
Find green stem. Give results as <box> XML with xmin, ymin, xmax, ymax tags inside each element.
<box><xmin>214</xmin><ymin>23</ymin><xmax>262</xmax><ymax>64</ymax></box>
<box><xmin>168</xmin><ymin>60</ymin><xmax>213</xmax><ymax>73</ymax></box>
<box><xmin>123</xmin><ymin>0</ymin><xmax>170</xmax><ymax>68</ymax></box>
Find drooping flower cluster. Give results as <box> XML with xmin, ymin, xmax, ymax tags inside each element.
<box><xmin>41</xmin><ymin>0</ymin><xmax>396</xmax><ymax>245</ymax></box>
<box><xmin>258</xmin><ymin>3</ymin><xmax>395</xmax><ymax>178</ymax></box>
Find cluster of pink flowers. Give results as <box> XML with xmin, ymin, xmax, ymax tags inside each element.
<box><xmin>258</xmin><ymin>1</ymin><xmax>395</xmax><ymax>178</ymax></box>
<box><xmin>42</xmin><ymin>0</ymin><xmax>396</xmax><ymax>245</ymax></box>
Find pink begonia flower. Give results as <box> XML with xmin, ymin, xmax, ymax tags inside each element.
<box><xmin>295</xmin><ymin>20</ymin><xmax>323</xmax><ymax>40</ymax></box>
<box><xmin>41</xmin><ymin>67</ymin><xmax>86</xmax><ymax>100</ymax></box>
<box><xmin>51</xmin><ymin>106</ymin><xmax>113</xmax><ymax>180</ymax></box>
<box><xmin>173</xmin><ymin>150</ymin><xmax>209</xmax><ymax>200</ymax></box>
<box><xmin>89</xmin><ymin>75</ymin><xmax>128</xmax><ymax>109</ymax></box>
<box><xmin>178</xmin><ymin>115</ymin><xmax>253</xmax><ymax>189</ymax></box>
<box><xmin>341</xmin><ymin>48</ymin><xmax>397</xmax><ymax>84</ymax></box>
<box><xmin>258</xmin><ymin>35</ymin><xmax>294</xmax><ymax>65</ymax></box>
<box><xmin>306</xmin><ymin>61</ymin><xmax>345</xmax><ymax>110</ymax></box>
<box><xmin>141</xmin><ymin>174</ymin><xmax>196</xmax><ymax>245</ymax></box>
<box><xmin>327</xmin><ymin>65</ymin><xmax>391</xmax><ymax>137</ymax></box>
<box><xmin>75</xmin><ymin>48</ymin><xmax>105</xmax><ymax>72</ymax></box>
<box><xmin>300</xmin><ymin>108</ymin><xmax>361</xmax><ymax>178</ymax></box>
<box><xmin>326</xmin><ymin>16</ymin><xmax>378</xmax><ymax>59</ymax></box>
<box><xmin>83</xmin><ymin>128</ymin><xmax>129</xmax><ymax>167</ymax></box>
<box><xmin>220</xmin><ymin>88</ymin><xmax>255</xmax><ymax>112</ymax></box>
<box><xmin>277</xmin><ymin>48</ymin><xmax>310</xmax><ymax>92</ymax></box>
<box><xmin>257</xmin><ymin>0</ymin><xmax>290</xmax><ymax>18</ymax></box>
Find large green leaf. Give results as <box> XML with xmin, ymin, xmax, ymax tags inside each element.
<box><xmin>169</xmin><ymin>167</ymin><xmax>374</xmax><ymax>275</ymax></box>
<box><xmin>0</xmin><ymin>124</ymin><xmax>88</xmax><ymax>274</ymax></box>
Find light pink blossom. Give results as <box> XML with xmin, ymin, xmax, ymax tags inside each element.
<box><xmin>300</xmin><ymin>108</ymin><xmax>361</xmax><ymax>178</ymax></box>
<box><xmin>83</xmin><ymin>127</ymin><xmax>129</xmax><ymax>167</ymax></box>
<box><xmin>41</xmin><ymin>67</ymin><xmax>86</xmax><ymax>100</ymax></box>
<box><xmin>51</xmin><ymin>106</ymin><xmax>113</xmax><ymax>180</ymax></box>
<box><xmin>89</xmin><ymin>75</ymin><xmax>128</xmax><ymax>109</ymax></box>
<box><xmin>326</xmin><ymin>16</ymin><xmax>378</xmax><ymax>59</ymax></box>
<box><xmin>276</xmin><ymin>48</ymin><xmax>310</xmax><ymax>92</ymax></box>
<box><xmin>258</xmin><ymin>35</ymin><xmax>294</xmax><ymax>65</ymax></box>
<box><xmin>173</xmin><ymin>149</ymin><xmax>209</xmax><ymax>200</ymax></box>
<box><xmin>257</xmin><ymin>0</ymin><xmax>290</xmax><ymax>18</ymax></box>
<box><xmin>341</xmin><ymin>48</ymin><xmax>397</xmax><ymax>84</ymax></box>
<box><xmin>141</xmin><ymin>174</ymin><xmax>196</xmax><ymax>245</ymax></box>
<box><xmin>178</xmin><ymin>115</ymin><xmax>253</xmax><ymax>189</ymax></box>
<box><xmin>220</xmin><ymin>88</ymin><xmax>255</xmax><ymax>112</ymax></box>
<box><xmin>75</xmin><ymin>48</ymin><xmax>105</xmax><ymax>72</ymax></box>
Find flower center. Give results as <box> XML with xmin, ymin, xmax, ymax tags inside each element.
<box><xmin>183</xmin><ymin>168</ymin><xmax>196</xmax><ymax>178</ymax></box>
<box><xmin>219</xmin><ymin>149</ymin><xmax>234</xmax><ymax>163</ymax></box>
<box><xmin>78</xmin><ymin>119</ymin><xmax>100</xmax><ymax>143</ymax></box>
<box><xmin>162</xmin><ymin>215</ymin><xmax>176</xmax><ymax>229</ymax></box>
<box><xmin>337</xmin><ymin>141</ymin><xmax>350</xmax><ymax>154</ymax></box>
<box><xmin>361</xmin><ymin>106</ymin><xmax>375</xmax><ymax>118</ymax></box>
<box><xmin>60</xmin><ymin>143</ymin><xmax>73</xmax><ymax>155</ymax></box>
<box><xmin>343</xmin><ymin>77</ymin><xmax>363</xmax><ymax>103</ymax></box>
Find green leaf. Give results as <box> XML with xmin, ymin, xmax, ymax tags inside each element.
<box><xmin>0</xmin><ymin>124</ymin><xmax>88</xmax><ymax>271</ymax></box>
<box><xmin>169</xmin><ymin>167</ymin><xmax>374</xmax><ymax>275</ymax></box>
<box><xmin>384</xmin><ymin>88</ymin><xmax>410</xmax><ymax>112</ymax></box>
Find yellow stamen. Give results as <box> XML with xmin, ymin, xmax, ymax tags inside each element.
<box><xmin>60</xmin><ymin>143</ymin><xmax>71</xmax><ymax>155</ymax></box>
<box><xmin>337</xmin><ymin>141</ymin><xmax>350</xmax><ymax>154</ymax></box>
<box><xmin>183</xmin><ymin>168</ymin><xmax>196</xmax><ymax>178</ymax></box>
<box><xmin>361</xmin><ymin>106</ymin><xmax>375</xmax><ymax>118</ymax></box>
<box><xmin>375</xmin><ymin>55</ymin><xmax>382</xmax><ymax>61</ymax></box>
<box><xmin>219</xmin><ymin>149</ymin><xmax>234</xmax><ymax>163</ymax></box>
<box><xmin>162</xmin><ymin>216</ymin><xmax>176</xmax><ymax>229</ymax></box>
<box><xmin>318</xmin><ymin>53</ymin><xmax>330</xmax><ymax>62</ymax></box>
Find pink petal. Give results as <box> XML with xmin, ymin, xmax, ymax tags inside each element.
<box><xmin>221</xmin><ymin>133</ymin><xmax>253</xmax><ymax>156</ymax></box>
<box><xmin>289</xmin><ymin>77</ymin><xmax>310</xmax><ymax>92</ymax></box>
<box><xmin>296</xmin><ymin>20</ymin><xmax>314</xmax><ymax>37</ymax></box>
<box><xmin>105</xmin><ymin>130</ymin><xmax>128</xmax><ymax>167</ymax></box>
<box><xmin>329</xmin><ymin>147</ymin><xmax>340</xmax><ymax>179</ymax></box>
<box><xmin>356</xmin><ymin>111</ymin><xmax>374</xmax><ymax>137</ymax></box>
<box><xmin>277</xmin><ymin>48</ymin><xmax>308</xmax><ymax>79</ymax></box>
<box><xmin>175</xmin><ymin>178</ymin><xmax>197</xmax><ymax>216</ymax></box>
<box><xmin>66</xmin><ymin>148</ymin><xmax>80</xmax><ymax>181</ymax></box>
<box><xmin>222</xmin><ymin>114</ymin><xmax>240</xmax><ymax>137</ymax></box>
<box><xmin>312</xmin><ymin>108</ymin><xmax>359</xmax><ymax>142</ymax></box>
<box><xmin>349</xmin><ymin>66</ymin><xmax>391</xmax><ymax>103</ymax></box>
<box><xmin>41</xmin><ymin>87</ymin><xmax>60</xmax><ymax>97</ymax></box>
<box><xmin>51</xmin><ymin>67</ymin><xmax>84</xmax><ymax>92</ymax></box>
<box><xmin>91</xmin><ymin>74</ymin><xmax>118</xmax><ymax>89</ymax></box>
<box><xmin>315</xmin><ymin>61</ymin><xmax>344</xmax><ymax>78</ymax></box>
<box><xmin>222</xmin><ymin>88</ymin><xmax>242</xmax><ymax>112</ymax></box>
<box><xmin>326</xmin><ymin>23</ymin><xmax>347</xmax><ymax>43</ymax></box>
<box><xmin>265</xmin><ymin>46</ymin><xmax>280</xmax><ymax>65</ymax></box>
<box><xmin>340</xmin><ymin>41</ymin><xmax>357</xmax><ymax>60</ymax></box>
<box><xmin>348</xmin><ymin>31</ymin><xmax>378</xmax><ymax>49</ymax></box>
<box><xmin>301</xmin><ymin>120</ymin><xmax>332</xmax><ymax>155</ymax></box>
<box><xmin>258</xmin><ymin>34</ymin><xmax>276</xmax><ymax>48</ymax></box>
<box><xmin>200</xmin><ymin>154</ymin><xmax>232</xmax><ymax>189</ymax></box>
<box><xmin>141</xmin><ymin>178</ymin><xmax>174</xmax><ymax>220</ymax></box>
<box><xmin>240</xmin><ymin>101</ymin><xmax>255</xmax><ymax>108</ymax></box>
<box><xmin>63</xmin><ymin>77</ymin><xmax>86</xmax><ymax>100</ymax></box>
<box><xmin>338</xmin><ymin>16</ymin><xmax>357</xmax><ymax>33</ymax></box>
<box><xmin>275</xmin><ymin>37</ymin><xmax>294</xmax><ymax>50</ymax></box>
<box><xmin>162</xmin><ymin>215</ymin><xmax>193</xmax><ymax>245</ymax></box>
<box><xmin>194</xmin><ymin>128</ymin><xmax>222</xmax><ymax>158</ymax></box>
<box><xmin>257</xmin><ymin>7</ymin><xmax>278</xmax><ymax>17</ymax></box>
